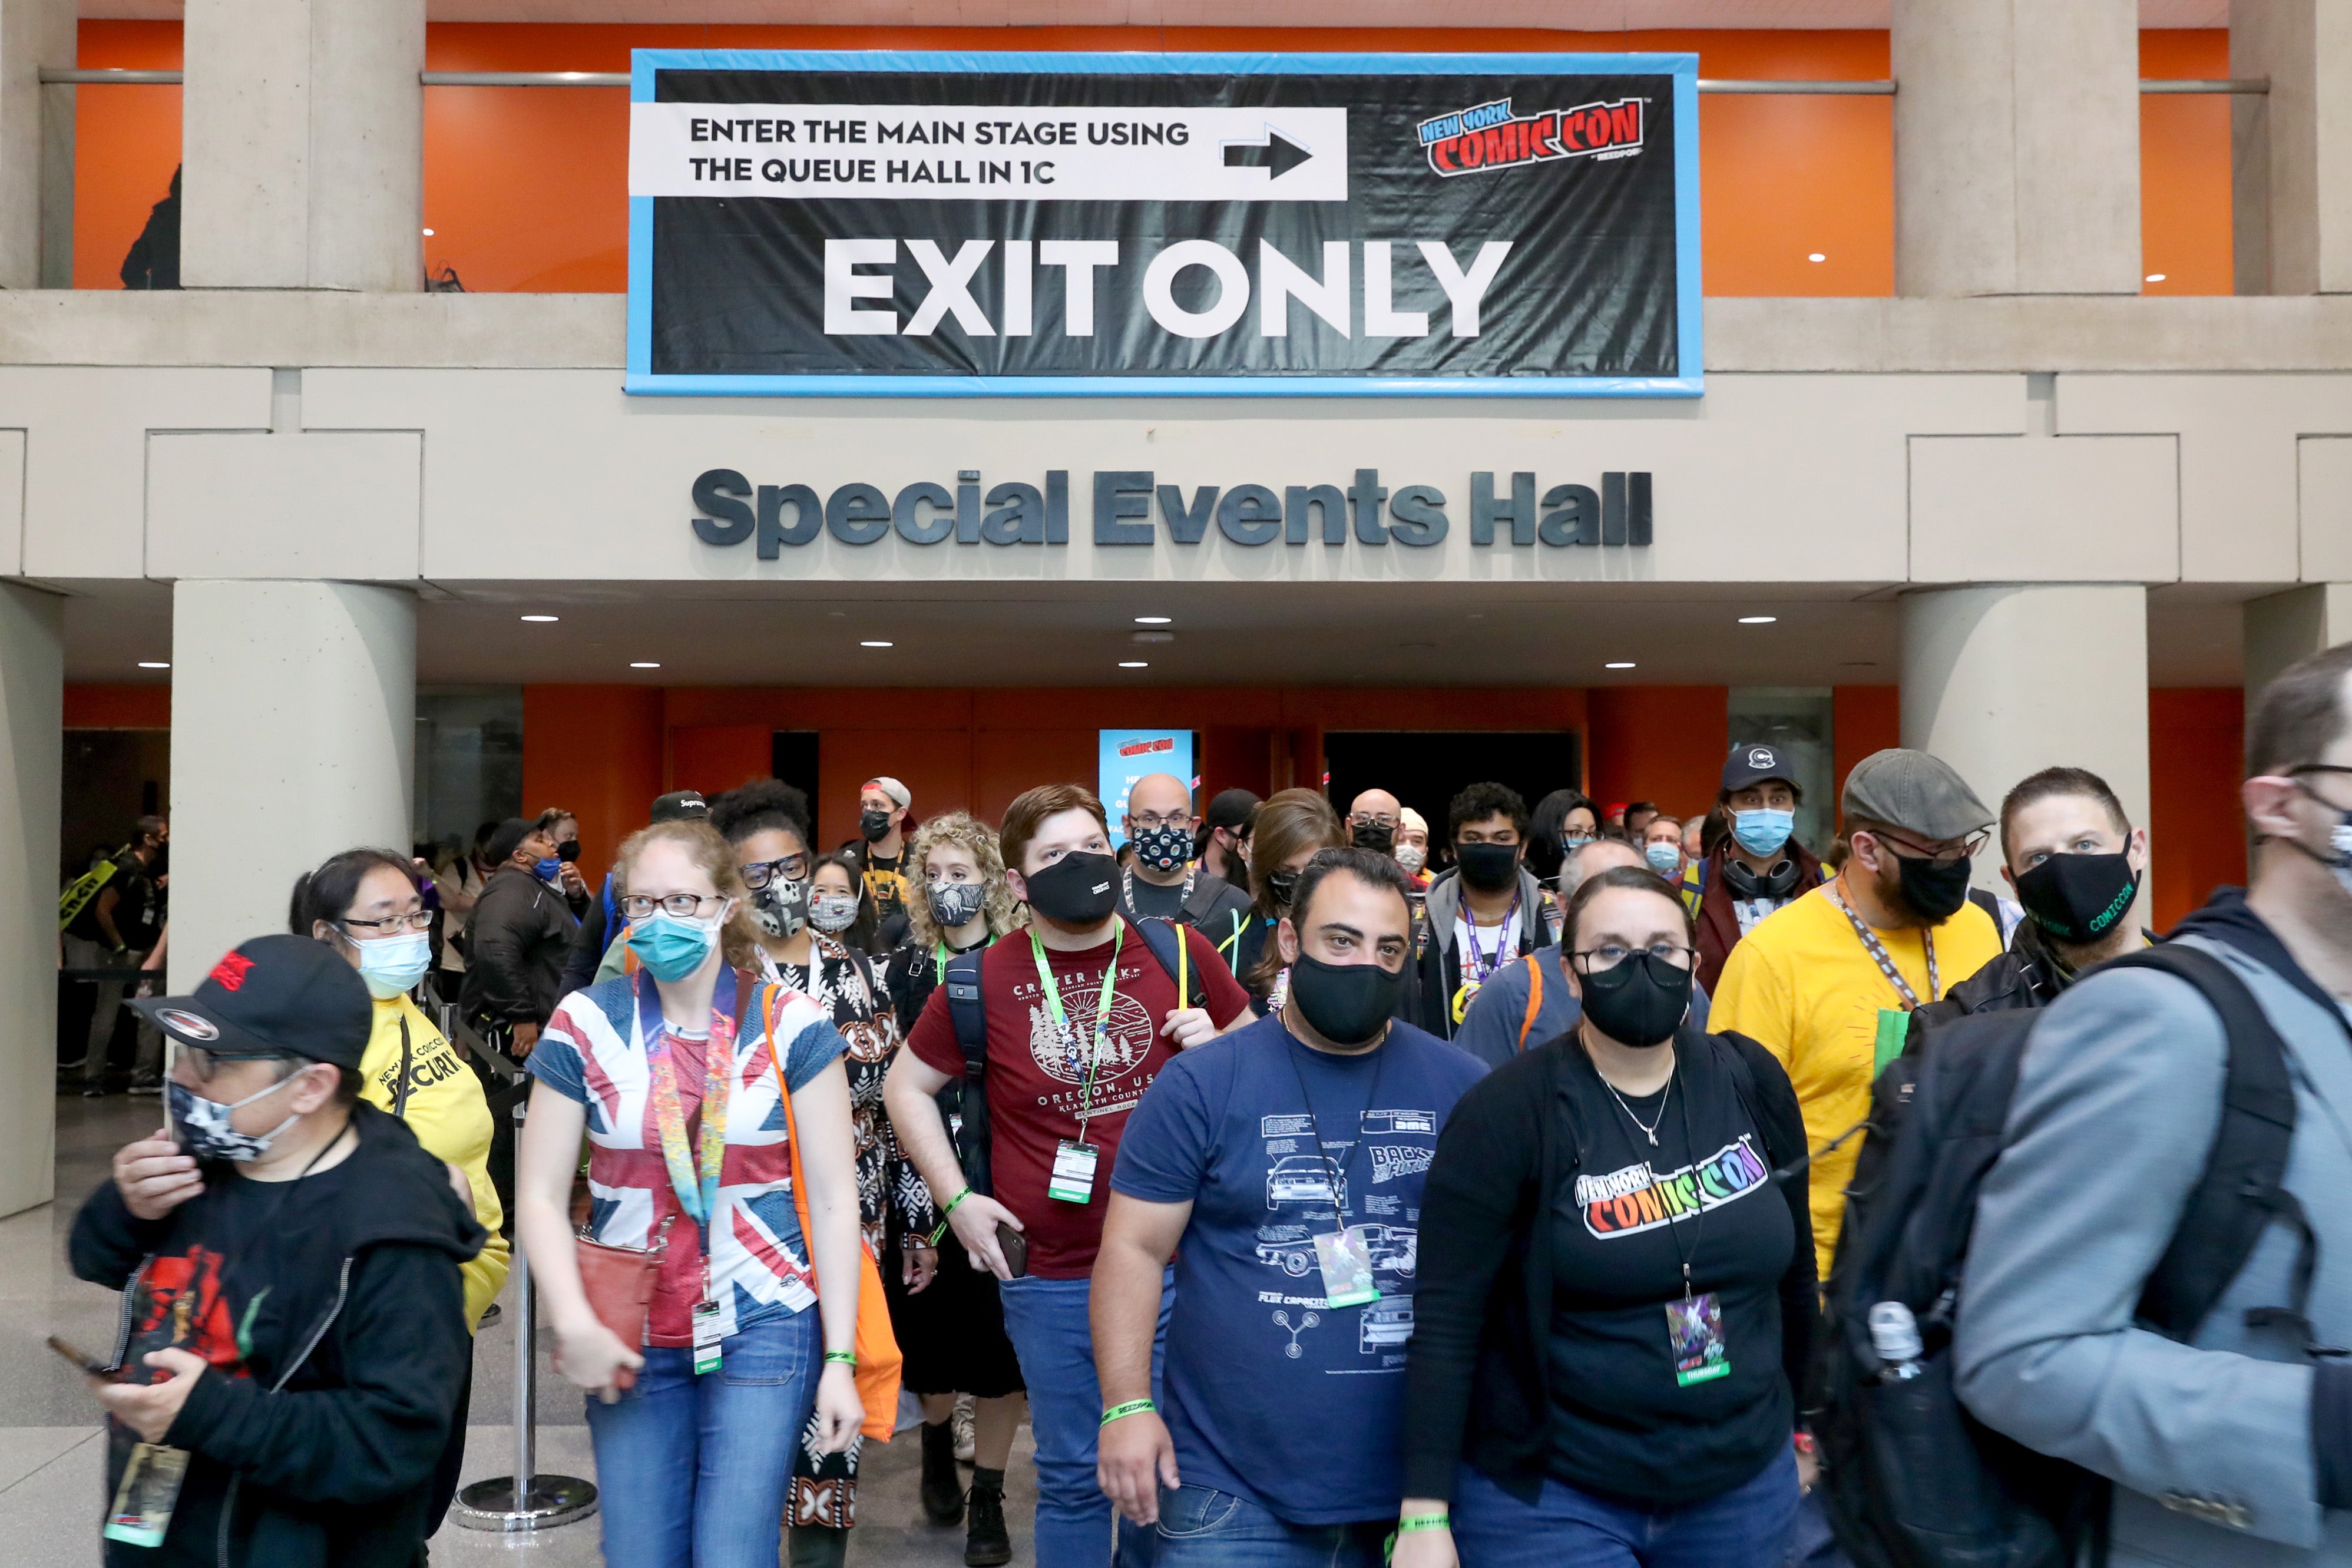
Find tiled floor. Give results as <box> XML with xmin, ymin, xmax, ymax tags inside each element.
<box><xmin>2</xmin><ymin>1091</ymin><xmax>1039</xmax><ymax>1567</ymax></box>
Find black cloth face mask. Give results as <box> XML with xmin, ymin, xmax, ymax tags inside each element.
<box><xmin>1455</xmin><ymin>842</ymin><xmax>1521</xmax><ymax>893</ymax></box>
<box><xmin>860</xmin><ymin>808</ymin><xmax>895</xmax><ymax>843</ymax></box>
<box><xmin>1891</xmin><ymin>849</ymin><xmax>1973</xmax><ymax>923</ymax></box>
<box><xmin>1577</xmin><ymin>951</ymin><xmax>1692</xmax><ymax>1048</ymax></box>
<box><xmin>1351</xmin><ymin>822</ymin><xmax>1395</xmax><ymax>855</ymax></box>
<box><xmin>1288</xmin><ymin>952</ymin><xmax>1403</xmax><ymax>1047</ymax></box>
<box><xmin>2014</xmin><ymin>852</ymin><xmax>2139</xmax><ymax>944</ymax></box>
<box><xmin>1266</xmin><ymin>868</ymin><xmax>1301</xmax><ymax>909</ymax></box>
<box><xmin>1024</xmin><ymin>851</ymin><xmax>1120</xmax><ymax>926</ymax></box>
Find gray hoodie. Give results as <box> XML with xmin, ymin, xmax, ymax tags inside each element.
<box><xmin>1955</xmin><ymin>895</ymin><xmax>2352</xmax><ymax>1564</ymax></box>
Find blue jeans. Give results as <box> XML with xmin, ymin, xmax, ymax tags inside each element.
<box><xmin>583</xmin><ymin>1306</ymin><xmax>819</xmax><ymax>1568</ymax></box>
<box><xmin>997</xmin><ymin>1268</ymin><xmax>1173</xmax><ymax>1568</ymax></box>
<box><xmin>1144</xmin><ymin>1484</ymin><xmax>1387</xmax><ymax>1568</ymax></box>
<box><xmin>1450</xmin><ymin>1445</ymin><xmax>1800</xmax><ymax>1568</ymax></box>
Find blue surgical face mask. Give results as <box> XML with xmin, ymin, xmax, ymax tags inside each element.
<box><xmin>627</xmin><ymin>910</ymin><xmax>723</xmax><ymax>983</ymax></box>
<box><xmin>354</xmin><ymin>930</ymin><xmax>432</xmax><ymax>1000</ymax></box>
<box><xmin>1644</xmin><ymin>842</ymin><xmax>1682</xmax><ymax>875</ymax></box>
<box><xmin>1732</xmin><ymin>807</ymin><xmax>1796</xmax><ymax>858</ymax></box>
<box><xmin>535</xmin><ymin>856</ymin><xmax>563</xmax><ymax>882</ymax></box>
<box><xmin>169</xmin><ymin>1074</ymin><xmax>300</xmax><ymax>1163</ymax></box>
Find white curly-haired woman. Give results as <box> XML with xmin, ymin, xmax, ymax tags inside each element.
<box><xmin>881</xmin><ymin>810</ymin><xmax>1030</xmax><ymax>1568</ymax></box>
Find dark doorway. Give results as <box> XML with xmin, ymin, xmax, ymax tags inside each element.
<box><xmin>772</xmin><ymin>731</ymin><xmax>822</xmax><ymax>843</ymax></box>
<box><xmin>1323</xmin><ymin>731</ymin><xmax>1582</xmax><ymax>868</ymax></box>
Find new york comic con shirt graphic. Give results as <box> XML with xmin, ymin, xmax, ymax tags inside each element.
<box><xmin>1253</xmin><ymin>1107</ymin><xmax>1434</xmax><ymax>1363</ymax></box>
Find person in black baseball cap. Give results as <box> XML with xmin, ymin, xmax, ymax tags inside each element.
<box><xmin>1197</xmin><ymin>788</ymin><xmax>1261</xmax><ymax>886</ymax></box>
<box><xmin>1686</xmin><ymin>742</ymin><xmax>1830</xmax><ymax>991</ymax></box>
<box><xmin>72</xmin><ymin>934</ymin><xmax>485</xmax><ymax>1567</ymax></box>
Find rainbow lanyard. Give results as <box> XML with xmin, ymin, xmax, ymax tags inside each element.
<box><xmin>638</xmin><ymin>968</ymin><xmax>734</xmax><ymax>1236</ymax></box>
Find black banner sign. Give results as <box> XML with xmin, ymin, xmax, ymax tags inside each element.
<box><xmin>626</xmin><ymin>51</ymin><xmax>1701</xmax><ymax>398</ymax></box>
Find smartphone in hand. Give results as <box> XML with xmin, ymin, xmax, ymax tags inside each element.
<box><xmin>996</xmin><ymin>1222</ymin><xmax>1030</xmax><ymax>1279</ymax></box>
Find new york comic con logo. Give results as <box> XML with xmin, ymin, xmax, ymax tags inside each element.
<box><xmin>1415</xmin><ymin>96</ymin><xmax>1645</xmax><ymax>177</ymax></box>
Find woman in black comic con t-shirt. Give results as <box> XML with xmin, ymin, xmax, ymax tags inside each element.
<box><xmin>1394</xmin><ymin>866</ymin><xmax>1816</xmax><ymax>1568</ymax></box>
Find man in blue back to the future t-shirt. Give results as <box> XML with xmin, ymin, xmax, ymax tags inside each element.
<box><xmin>1093</xmin><ymin>846</ymin><xmax>1489</xmax><ymax>1568</ymax></box>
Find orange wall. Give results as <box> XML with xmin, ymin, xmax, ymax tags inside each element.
<box><xmin>1586</xmin><ymin>685</ymin><xmax>1730</xmax><ymax>819</ymax></box>
<box><xmin>2148</xmin><ymin>686</ymin><xmax>2246</xmax><ymax>929</ymax></box>
<box><xmin>71</xmin><ymin>23</ymin><xmax>2229</xmax><ymax>296</ymax></box>
<box><xmin>1831</xmin><ymin>684</ymin><xmax>1901</xmax><ymax>821</ymax></box>
<box><xmin>64</xmin><ymin>683</ymin><xmax>171</xmax><ymax>729</ymax></box>
<box><xmin>520</xmin><ymin>684</ymin><xmax>665</xmax><ymax>881</ymax></box>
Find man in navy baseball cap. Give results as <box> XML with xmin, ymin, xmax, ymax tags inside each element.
<box><xmin>1682</xmin><ymin>742</ymin><xmax>1829</xmax><ymax>992</ymax></box>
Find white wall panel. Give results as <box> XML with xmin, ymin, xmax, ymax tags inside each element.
<box><xmin>0</xmin><ymin>430</ymin><xmax>22</xmax><ymax>577</ymax></box>
<box><xmin>145</xmin><ymin>431</ymin><xmax>422</xmax><ymax>581</ymax></box>
<box><xmin>1907</xmin><ymin>434</ymin><xmax>2178</xmax><ymax>584</ymax></box>
<box><xmin>2296</xmin><ymin>435</ymin><xmax>2352</xmax><ymax>583</ymax></box>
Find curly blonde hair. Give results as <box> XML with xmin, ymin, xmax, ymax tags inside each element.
<box><xmin>902</xmin><ymin>811</ymin><xmax>1026</xmax><ymax>949</ymax></box>
<box><xmin>613</xmin><ymin>819</ymin><xmax>763</xmax><ymax>973</ymax></box>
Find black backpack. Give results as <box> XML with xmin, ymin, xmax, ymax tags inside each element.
<box><xmin>943</xmin><ymin>917</ymin><xmax>1205</xmax><ymax>1196</ymax></box>
<box><xmin>1815</xmin><ymin>943</ymin><xmax>2317</xmax><ymax>1568</ymax></box>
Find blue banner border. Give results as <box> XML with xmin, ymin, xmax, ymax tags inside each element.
<box><xmin>624</xmin><ymin>49</ymin><xmax>1702</xmax><ymax>399</ymax></box>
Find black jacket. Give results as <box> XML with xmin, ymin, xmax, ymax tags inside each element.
<box><xmin>558</xmin><ymin>871</ymin><xmax>617</xmax><ymax>998</ymax></box>
<box><xmin>1400</xmin><ymin>1024</ymin><xmax>1815</xmax><ymax>1503</ymax></box>
<box><xmin>459</xmin><ymin>864</ymin><xmax>578</xmax><ymax>1027</ymax></box>
<box><xmin>71</xmin><ymin>1103</ymin><xmax>484</xmax><ymax>1568</ymax></box>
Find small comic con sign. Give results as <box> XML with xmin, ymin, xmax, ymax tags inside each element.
<box><xmin>626</xmin><ymin>51</ymin><xmax>1700</xmax><ymax>398</ymax></box>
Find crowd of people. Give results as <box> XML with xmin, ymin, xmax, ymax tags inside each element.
<box><xmin>64</xmin><ymin>640</ymin><xmax>2352</xmax><ymax>1568</ymax></box>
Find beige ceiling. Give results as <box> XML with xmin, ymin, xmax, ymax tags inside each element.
<box><xmin>80</xmin><ymin>0</ymin><xmax>2231</xmax><ymax>28</ymax></box>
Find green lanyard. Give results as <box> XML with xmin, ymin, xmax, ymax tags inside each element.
<box><xmin>1029</xmin><ymin>924</ymin><xmax>1124</xmax><ymax>1142</ymax></box>
<box><xmin>934</xmin><ymin>932</ymin><xmax>995</xmax><ymax>985</ymax></box>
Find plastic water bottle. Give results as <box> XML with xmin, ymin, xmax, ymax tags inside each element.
<box><xmin>1868</xmin><ymin>1301</ymin><xmax>1924</xmax><ymax>1381</ymax></box>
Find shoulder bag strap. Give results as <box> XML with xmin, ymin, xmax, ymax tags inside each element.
<box><xmin>1517</xmin><ymin>951</ymin><xmax>1546</xmax><ymax>1055</ymax></box>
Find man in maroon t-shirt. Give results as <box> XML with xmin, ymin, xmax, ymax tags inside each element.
<box><xmin>888</xmin><ymin>783</ymin><xmax>1251</xmax><ymax>1568</ymax></box>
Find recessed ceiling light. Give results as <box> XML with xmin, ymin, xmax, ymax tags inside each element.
<box><xmin>630</xmin><ymin>661</ymin><xmax>660</xmax><ymax>669</ymax></box>
<box><xmin>520</xmin><ymin>614</ymin><xmax>558</xmax><ymax>623</ymax></box>
<box><xmin>1605</xmin><ymin>661</ymin><xmax>1637</xmax><ymax>670</ymax></box>
<box><xmin>137</xmin><ymin>661</ymin><xmax>169</xmax><ymax>669</ymax></box>
<box><xmin>1119</xmin><ymin>660</ymin><xmax>1149</xmax><ymax>669</ymax></box>
<box><xmin>1807</xmin><ymin>252</ymin><xmax>1826</xmax><ymax>263</ymax></box>
<box><xmin>1738</xmin><ymin>615</ymin><xmax>1778</xmax><ymax>624</ymax></box>
<box><xmin>2145</xmin><ymin>272</ymin><xmax>2166</xmax><ymax>283</ymax></box>
<box><xmin>422</xmin><ymin>227</ymin><xmax>436</xmax><ymax>236</ymax></box>
<box><xmin>1133</xmin><ymin>615</ymin><xmax>1172</xmax><ymax>625</ymax></box>
<box><xmin>860</xmin><ymin>640</ymin><xmax>894</xmax><ymax>648</ymax></box>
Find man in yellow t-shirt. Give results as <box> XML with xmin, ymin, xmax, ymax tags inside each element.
<box><xmin>1712</xmin><ymin>749</ymin><xmax>2007</xmax><ymax>1279</ymax></box>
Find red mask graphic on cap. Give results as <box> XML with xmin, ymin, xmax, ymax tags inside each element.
<box><xmin>209</xmin><ymin>953</ymin><xmax>254</xmax><ymax>991</ymax></box>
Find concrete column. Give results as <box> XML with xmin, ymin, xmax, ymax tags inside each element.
<box><xmin>180</xmin><ymin>0</ymin><xmax>423</xmax><ymax>291</ymax></box>
<box><xmin>2232</xmin><ymin>1</ymin><xmax>2352</xmax><ymax>295</ymax></box>
<box><xmin>0</xmin><ymin>0</ymin><xmax>75</xmax><ymax>289</ymax></box>
<box><xmin>0</xmin><ymin>585</ymin><xmax>62</xmax><ymax>1218</ymax></box>
<box><xmin>2244</xmin><ymin>583</ymin><xmax>2352</xmax><ymax>703</ymax></box>
<box><xmin>1900</xmin><ymin>584</ymin><xmax>2153</xmax><ymax>918</ymax></box>
<box><xmin>168</xmin><ymin>581</ymin><xmax>415</xmax><ymax>991</ymax></box>
<box><xmin>1891</xmin><ymin>0</ymin><xmax>2142</xmax><ymax>296</ymax></box>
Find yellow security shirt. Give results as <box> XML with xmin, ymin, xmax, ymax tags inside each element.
<box><xmin>359</xmin><ymin>994</ymin><xmax>510</xmax><ymax>1327</ymax></box>
<box><xmin>1710</xmin><ymin>882</ymin><xmax>2004</xmax><ymax>1278</ymax></box>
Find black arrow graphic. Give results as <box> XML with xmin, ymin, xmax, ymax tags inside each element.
<box><xmin>1222</xmin><ymin>127</ymin><xmax>1314</xmax><ymax>179</ymax></box>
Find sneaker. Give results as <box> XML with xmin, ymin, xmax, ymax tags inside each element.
<box><xmin>128</xmin><ymin>1079</ymin><xmax>161</xmax><ymax>1097</ymax></box>
<box><xmin>919</xmin><ymin>1419</ymin><xmax>965</xmax><ymax>1526</ymax></box>
<box><xmin>964</xmin><ymin>1471</ymin><xmax>1011</xmax><ymax>1568</ymax></box>
<box><xmin>953</xmin><ymin>1393</ymin><xmax>977</xmax><ymax>1464</ymax></box>
<box><xmin>475</xmin><ymin>1303</ymin><xmax>502</xmax><ymax>1328</ymax></box>
<box><xmin>80</xmin><ymin>1083</ymin><xmax>107</xmax><ymax>1099</ymax></box>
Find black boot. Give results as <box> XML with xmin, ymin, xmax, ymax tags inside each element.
<box><xmin>789</xmin><ymin>1525</ymin><xmax>849</xmax><ymax>1568</ymax></box>
<box><xmin>920</xmin><ymin>1419</ymin><xmax>965</xmax><ymax>1526</ymax></box>
<box><xmin>964</xmin><ymin>1467</ymin><xmax>1011</xmax><ymax>1568</ymax></box>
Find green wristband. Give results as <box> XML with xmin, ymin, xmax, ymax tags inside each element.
<box><xmin>928</xmin><ymin>1185</ymin><xmax>974</xmax><ymax>1246</ymax></box>
<box><xmin>824</xmin><ymin>1350</ymin><xmax>856</xmax><ymax>1367</ymax></box>
<box><xmin>1397</xmin><ymin>1514</ymin><xmax>1449</xmax><ymax>1533</ymax></box>
<box><xmin>1099</xmin><ymin>1398</ymin><xmax>1155</xmax><ymax>1427</ymax></box>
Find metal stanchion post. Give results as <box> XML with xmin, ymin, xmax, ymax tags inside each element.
<box><xmin>451</xmin><ymin>1096</ymin><xmax>597</xmax><ymax>1532</ymax></box>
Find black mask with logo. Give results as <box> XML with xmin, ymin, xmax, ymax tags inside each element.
<box><xmin>2014</xmin><ymin>852</ymin><xmax>2139</xmax><ymax>944</ymax></box>
<box><xmin>1890</xmin><ymin>851</ymin><xmax>1973</xmax><ymax>924</ymax></box>
<box><xmin>1577</xmin><ymin>951</ymin><xmax>1692</xmax><ymax>1048</ymax></box>
<box><xmin>1024</xmin><ymin>851</ymin><xmax>1120</xmax><ymax>926</ymax></box>
<box><xmin>1287</xmin><ymin>953</ymin><xmax>1402</xmax><ymax>1048</ymax></box>
<box><xmin>860</xmin><ymin>808</ymin><xmax>895</xmax><ymax>843</ymax></box>
<box><xmin>1351</xmin><ymin>822</ymin><xmax>1395</xmax><ymax>855</ymax></box>
<box><xmin>1455</xmin><ymin>841</ymin><xmax>1521</xmax><ymax>894</ymax></box>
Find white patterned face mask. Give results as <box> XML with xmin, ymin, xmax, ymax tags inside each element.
<box><xmin>809</xmin><ymin>891</ymin><xmax>861</xmax><ymax>934</ymax></box>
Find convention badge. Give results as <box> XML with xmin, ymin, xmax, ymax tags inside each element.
<box><xmin>1314</xmin><ymin>1225</ymin><xmax>1381</xmax><ymax>1309</ymax></box>
<box><xmin>692</xmin><ymin>1299</ymin><xmax>723</xmax><ymax>1376</ymax></box>
<box><xmin>103</xmin><ymin>1442</ymin><xmax>189</xmax><ymax>1548</ymax></box>
<box><xmin>1666</xmin><ymin>1292</ymin><xmax>1731</xmax><ymax>1387</ymax></box>
<box><xmin>1872</xmin><ymin>1008</ymin><xmax>1911</xmax><ymax>1080</ymax></box>
<box><xmin>1048</xmin><ymin>1139</ymin><xmax>1100</xmax><ymax>1205</ymax></box>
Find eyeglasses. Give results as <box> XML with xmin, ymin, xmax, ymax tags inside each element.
<box><xmin>1131</xmin><ymin>811</ymin><xmax>1196</xmax><ymax>832</ymax></box>
<box><xmin>341</xmin><ymin>911</ymin><xmax>432</xmax><ymax>935</ymax></box>
<box><xmin>178</xmin><ymin>1045</ymin><xmax>294</xmax><ymax>1084</ymax></box>
<box><xmin>1349</xmin><ymin>812</ymin><xmax>1400</xmax><ymax>829</ymax></box>
<box><xmin>738</xmin><ymin>854</ymin><xmax>809</xmax><ymax>890</ymax></box>
<box><xmin>1867</xmin><ymin>828</ymin><xmax>1990</xmax><ymax>868</ymax></box>
<box><xmin>1570</xmin><ymin>942</ymin><xmax>1698</xmax><ymax>974</ymax></box>
<box><xmin>619</xmin><ymin>892</ymin><xmax>727</xmax><ymax>919</ymax></box>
